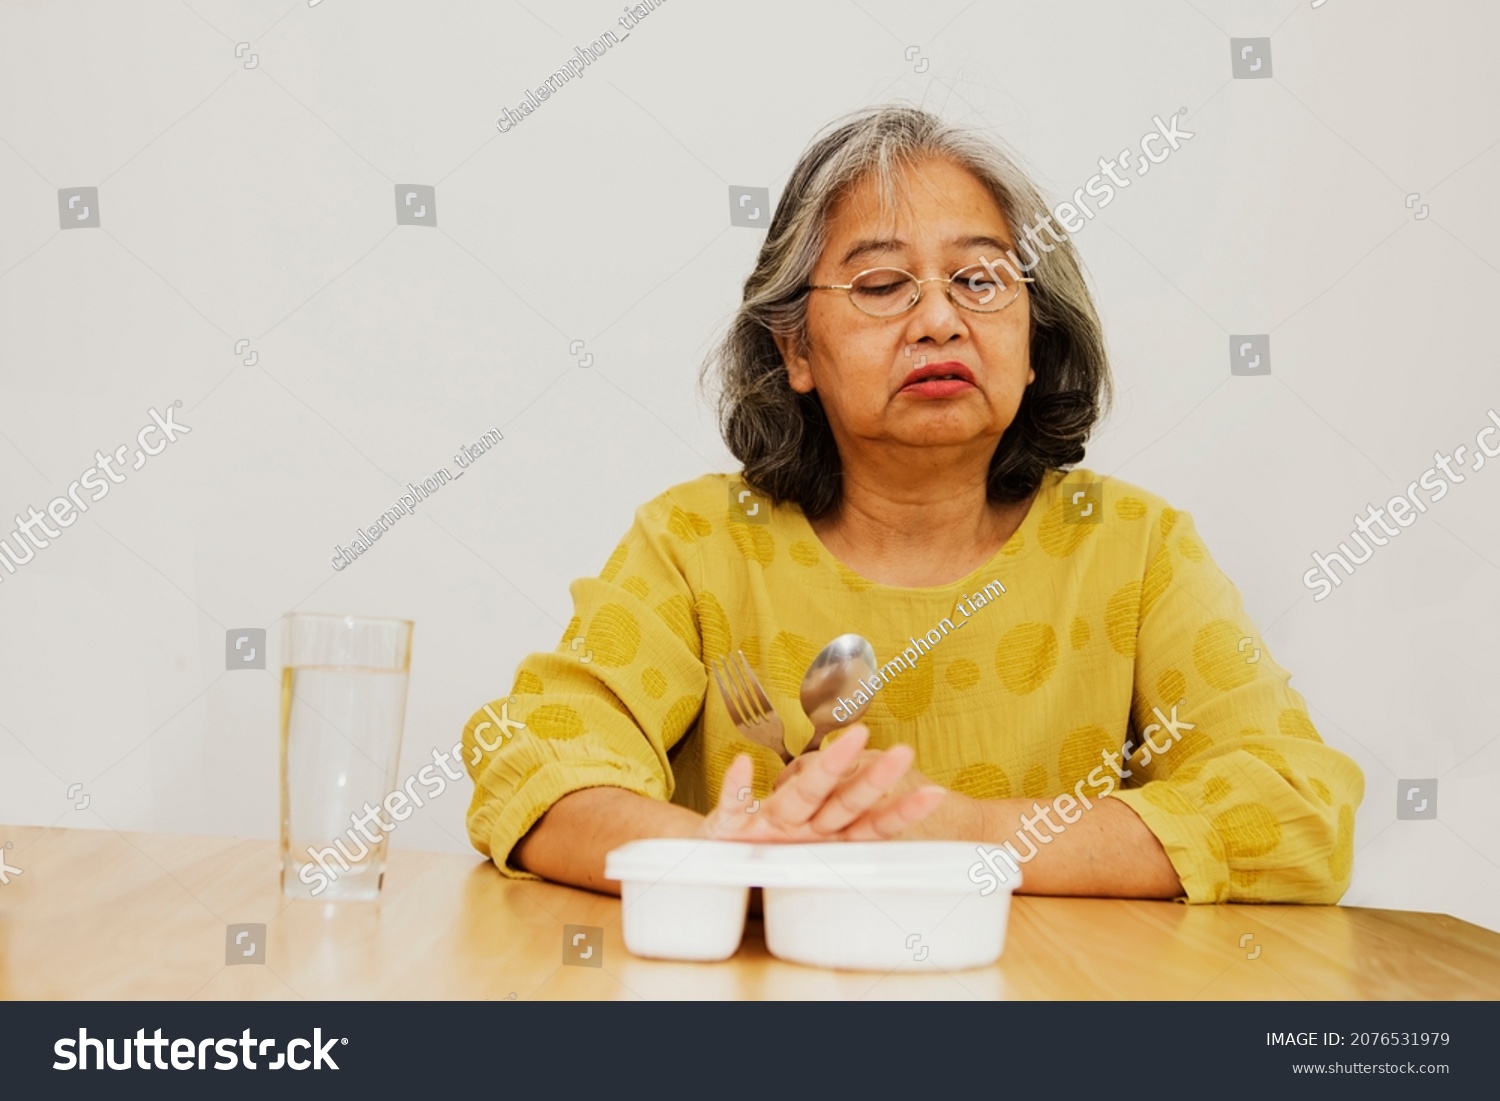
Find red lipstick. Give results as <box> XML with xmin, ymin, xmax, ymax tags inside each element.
<box><xmin>899</xmin><ymin>360</ymin><xmax>976</xmax><ymax>399</ymax></box>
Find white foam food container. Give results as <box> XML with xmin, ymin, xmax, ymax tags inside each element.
<box><xmin>604</xmin><ymin>839</ymin><xmax>1019</xmax><ymax>971</ymax></box>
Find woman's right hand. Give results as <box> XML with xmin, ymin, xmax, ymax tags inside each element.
<box><xmin>698</xmin><ymin>724</ymin><xmax>946</xmax><ymax>842</ymax></box>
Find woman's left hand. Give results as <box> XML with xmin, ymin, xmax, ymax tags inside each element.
<box><xmin>775</xmin><ymin>732</ymin><xmax>982</xmax><ymax>841</ymax></box>
<box><xmin>775</xmin><ymin>743</ymin><xmax>931</xmax><ymax>795</ymax></box>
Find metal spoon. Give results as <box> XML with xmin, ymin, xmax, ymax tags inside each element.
<box><xmin>798</xmin><ymin>633</ymin><xmax>879</xmax><ymax>754</ymax></box>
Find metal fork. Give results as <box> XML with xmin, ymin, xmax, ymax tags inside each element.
<box><xmin>709</xmin><ymin>650</ymin><xmax>792</xmax><ymax>765</ymax></box>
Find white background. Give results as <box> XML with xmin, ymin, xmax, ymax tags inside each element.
<box><xmin>2</xmin><ymin>0</ymin><xmax>1497</xmax><ymax>933</ymax></box>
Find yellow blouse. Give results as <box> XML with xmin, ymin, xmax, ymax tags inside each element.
<box><xmin>462</xmin><ymin>468</ymin><xmax>1364</xmax><ymax>903</ymax></box>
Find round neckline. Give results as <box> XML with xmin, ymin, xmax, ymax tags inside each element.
<box><xmin>781</xmin><ymin>468</ymin><xmax>1064</xmax><ymax>597</ymax></box>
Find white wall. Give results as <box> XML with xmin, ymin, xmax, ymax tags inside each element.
<box><xmin>2</xmin><ymin>0</ymin><xmax>1497</xmax><ymax>931</ymax></box>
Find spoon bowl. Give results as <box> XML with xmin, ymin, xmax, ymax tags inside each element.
<box><xmin>798</xmin><ymin>633</ymin><xmax>878</xmax><ymax>753</ymax></box>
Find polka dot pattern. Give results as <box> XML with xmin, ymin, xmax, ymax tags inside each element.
<box><xmin>790</xmin><ymin>540</ymin><xmax>821</xmax><ymax>567</ymax></box>
<box><xmin>1141</xmin><ymin>784</ymin><xmax>1199</xmax><ymax>815</ymax></box>
<box><xmin>1141</xmin><ymin>549</ymin><xmax>1173</xmax><ymax>618</ymax></box>
<box><xmin>1039</xmin><ymin>497</ymin><xmax>1101</xmax><ymax>557</ymax></box>
<box><xmin>476</xmin><ymin>473</ymin><xmax>1364</xmax><ymax>906</ymax></box>
<box><xmin>727</xmin><ymin>520</ymin><xmax>775</xmax><ymax>566</ymax></box>
<box><xmin>834</xmin><ymin>562</ymin><xmax>873</xmax><ymax>591</ymax></box>
<box><xmin>588</xmin><ymin>604</ymin><xmax>641</xmax><ymax>668</ymax></box>
<box><xmin>662</xmin><ymin>695</ymin><xmax>702</xmax><ymax>741</ymax></box>
<box><xmin>1193</xmin><ymin>620</ymin><xmax>1257</xmax><ymax>691</ymax></box>
<box><xmin>881</xmin><ymin>651</ymin><xmax>934</xmax><ymax>721</ymax></box>
<box><xmin>667</xmin><ymin>507</ymin><xmax>712</xmax><ymax>544</ymax></box>
<box><xmin>739</xmin><ymin>634</ymin><xmax>762</xmax><ymax>668</ymax></box>
<box><xmin>1212</xmin><ymin>802</ymin><xmax>1283</xmax><ymax>859</ymax></box>
<box><xmin>1240</xmin><ymin>742</ymin><xmax>1292</xmax><ymax>778</ymax></box>
<box><xmin>946</xmin><ymin>658</ymin><xmax>981</xmax><ymax>691</ymax></box>
<box><xmin>654</xmin><ymin>596</ymin><xmax>696</xmax><ymax>651</ymax></box>
<box><xmin>949</xmin><ymin>762</ymin><xmax>1012</xmax><ymax>799</ymax></box>
<box><xmin>1161</xmin><ymin>730</ymin><xmax>1212</xmax><ymax>769</ymax></box>
<box><xmin>527</xmin><ymin>704</ymin><xmax>586</xmax><ymax>740</ymax></box>
<box><xmin>600</xmin><ymin>544</ymin><xmax>628</xmax><ymax>582</ymax></box>
<box><xmin>1203</xmin><ymin>777</ymin><xmax>1233</xmax><ymax>804</ymax></box>
<box><xmin>1022</xmin><ymin>762</ymin><xmax>1050</xmax><ymax>798</ymax></box>
<box><xmin>768</xmin><ymin>631</ymin><xmax>817</xmax><ymax>697</ymax></box>
<box><xmin>1105</xmin><ymin>582</ymin><xmax>1141</xmax><ymax>658</ymax></box>
<box><xmin>1278</xmin><ymin>709</ymin><xmax>1321</xmax><ymax>741</ymax></box>
<box><xmin>695</xmin><ymin>591</ymin><xmax>732</xmax><ymax>663</ymax></box>
<box><xmin>1230</xmin><ymin>868</ymin><xmax>1262</xmax><ymax>892</ymax></box>
<box><xmin>995</xmin><ymin>622</ymin><xmax>1058</xmax><ymax>695</ymax></box>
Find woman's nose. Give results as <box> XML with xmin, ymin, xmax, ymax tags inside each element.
<box><xmin>904</xmin><ymin>278</ymin><xmax>966</xmax><ymax>344</ymax></box>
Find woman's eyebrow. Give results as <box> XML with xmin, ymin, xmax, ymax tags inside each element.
<box><xmin>838</xmin><ymin>234</ymin><xmax>1018</xmax><ymax>268</ymax></box>
<box><xmin>839</xmin><ymin>237</ymin><xmax>904</xmax><ymax>267</ymax></box>
<box><xmin>954</xmin><ymin>234</ymin><xmax>1017</xmax><ymax>257</ymax></box>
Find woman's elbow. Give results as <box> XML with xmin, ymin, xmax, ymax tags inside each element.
<box><xmin>1227</xmin><ymin>800</ymin><xmax>1357</xmax><ymax>904</ymax></box>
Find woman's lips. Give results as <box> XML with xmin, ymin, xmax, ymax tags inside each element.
<box><xmin>900</xmin><ymin>378</ymin><xmax>976</xmax><ymax>398</ymax></box>
<box><xmin>899</xmin><ymin>360</ymin><xmax>976</xmax><ymax>398</ymax></box>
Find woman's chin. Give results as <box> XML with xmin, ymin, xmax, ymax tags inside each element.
<box><xmin>884</xmin><ymin>410</ymin><xmax>1008</xmax><ymax>450</ymax></box>
<box><xmin>892</xmin><ymin>427</ymin><xmax>1005</xmax><ymax>452</ymax></box>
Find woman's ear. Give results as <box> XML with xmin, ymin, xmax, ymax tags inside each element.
<box><xmin>773</xmin><ymin>329</ymin><xmax>815</xmax><ymax>394</ymax></box>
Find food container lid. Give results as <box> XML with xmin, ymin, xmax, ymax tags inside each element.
<box><xmin>605</xmin><ymin>839</ymin><xmax>1018</xmax><ymax>893</ymax></box>
<box><xmin>753</xmin><ymin>842</ymin><xmax>1014</xmax><ymax>892</ymax></box>
<box><xmin>604</xmin><ymin>839</ymin><xmax>762</xmax><ymax>887</ymax></box>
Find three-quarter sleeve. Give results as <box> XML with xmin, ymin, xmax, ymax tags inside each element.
<box><xmin>1107</xmin><ymin>505</ymin><xmax>1365</xmax><ymax>903</ymax></box>
<box><xmin>462</xmin><ymin>489</ymin><xmax>709</xmax><ymax>877</ymax></box>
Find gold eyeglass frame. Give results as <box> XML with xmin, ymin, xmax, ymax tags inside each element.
<box><xmin>807</xmin><ymin>264</ymin><xmax>1036</xmax><ymax>317</ymax></box>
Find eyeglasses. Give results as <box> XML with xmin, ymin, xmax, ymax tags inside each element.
<box><xmin>807</xmin><ymin>263</ymin><xmax>1035</xmax><ymax>318</ymax></box>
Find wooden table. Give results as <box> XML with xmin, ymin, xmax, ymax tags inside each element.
<box><xmin>3</xmin><ymin>825</ymin><xmax>1498</xmax><ymax>1000</ymax></box>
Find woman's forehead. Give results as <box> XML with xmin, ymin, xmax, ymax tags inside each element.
<box><xmin>824</xmin><ymin>163</ymin><xmax>1017</xmax><ymax>264</ymax></box>
<box><xmin>833</xmin><ymin>233</ymin><xmax>1019</xmax><ymax>271</ymax></box>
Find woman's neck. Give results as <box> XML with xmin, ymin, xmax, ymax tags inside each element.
<box><xmin>808</xmin><ymin>462</ymin><xmax>1039</xmax><ymax>588</ymax></box>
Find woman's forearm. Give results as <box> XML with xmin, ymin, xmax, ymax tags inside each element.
<box><xmin>921</xmin><ymin>792</ymin><xmax>1182</xmax><ymax>898</ymax></box>
<box><xmin>514</xmin><ymin>783</ymin><xmax>1182</xmax><ymax>901</ymax></box>
<box><xmin>511</xmin><ymin>786</ymin><xmax>704</xmax><ymax>894</ymax></box>
<box><xmin>981</xmin><ymin>796</ymin><xmax>1182</xmax><ymax>897</ymax></box>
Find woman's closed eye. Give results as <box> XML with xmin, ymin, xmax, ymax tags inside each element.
<box><xmin>855</xmin><ymin>276</ymin><xmax>910</xmax><ymax>297</ymax></box>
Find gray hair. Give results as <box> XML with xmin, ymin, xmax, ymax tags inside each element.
<box><xmin>704</xmin><ymin>103</ymin><xmax>1112</xmax><ymax>519</ymax></box>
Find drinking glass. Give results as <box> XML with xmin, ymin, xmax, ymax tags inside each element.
<box><xmin>279</xmin><ymin>613</ymin><xmax>413</xmax><ymax>900</ymax></box>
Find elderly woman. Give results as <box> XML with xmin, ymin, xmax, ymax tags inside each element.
<box><xmin>462</xmin><ymin>105</ymin><xmax>1363</xmax><ymax>903</ymax></box>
